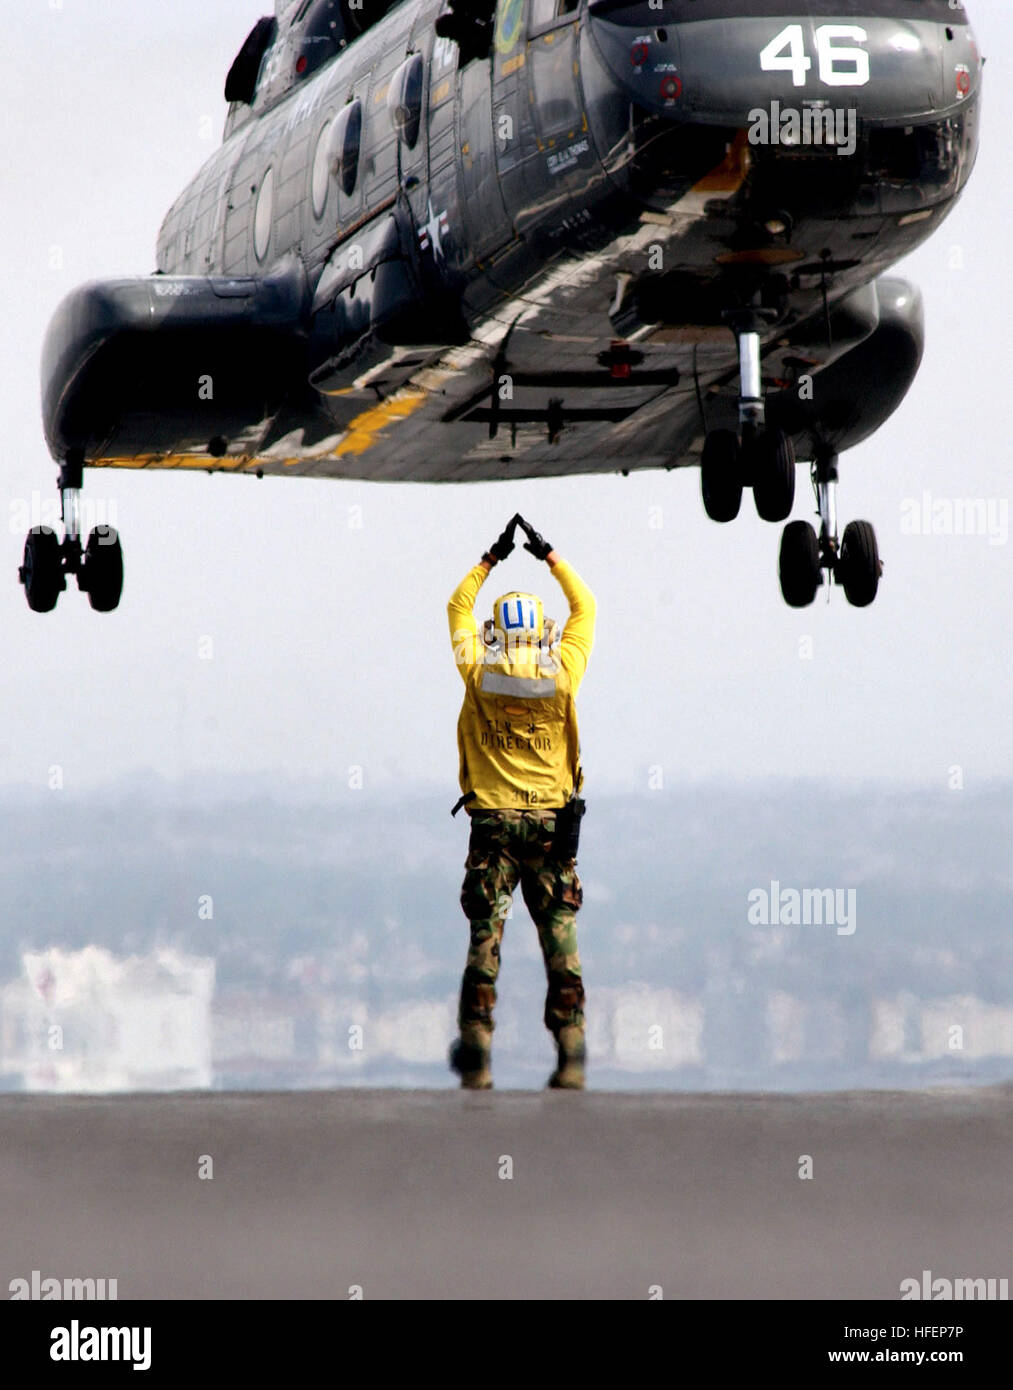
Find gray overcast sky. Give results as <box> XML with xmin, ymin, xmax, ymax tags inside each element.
<box><xmin>1</xmin><ymin>1</ymin><xmax>1009</xmax><ymax>796</ymax></box>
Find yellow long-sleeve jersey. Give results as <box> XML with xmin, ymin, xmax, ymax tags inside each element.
<box><xmin>448</xmin><ymin>558</ymin><xmax>596</xmax><ymax>810</ymax></box>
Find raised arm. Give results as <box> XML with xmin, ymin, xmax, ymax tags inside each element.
<box><xmin>448</xmin><ymin>560</ymin><xmax>491</xmax><ymax>683</ymax></box>
<box><xmin>447</xmin><ymin>516</ymin><xmax>523</xmax><ymax>683</ymax></box>
<box><xmin>549</xmin><ymin>553</ymin><xmax>596</xmax><ymax>692</ymax></box>
<box><xmin>517</xmin><ymin>520</ymin><xmax>596</xmax><ymax>693</ymax></box>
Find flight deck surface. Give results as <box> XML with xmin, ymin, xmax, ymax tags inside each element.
<box><xmin>2</xmin><ymin>1086</ymin><xmax>1008</xmax><ymax>1299</ymax></box>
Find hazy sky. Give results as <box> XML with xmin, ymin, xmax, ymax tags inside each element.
<box><xmin>1</xmin><ymin>0</ymin><xmax>1009</xmax><ymax>797</ymax></box>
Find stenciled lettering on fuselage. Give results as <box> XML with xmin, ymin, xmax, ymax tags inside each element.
<box><xmin>547</xmin><ymin>139</ymin><xmax>590</xmax><ymax>177</ymax></box>
<box><xmin>433</xmin><ymin>34</ymin><xmax>457</xmax><ymax>73</ymax></box>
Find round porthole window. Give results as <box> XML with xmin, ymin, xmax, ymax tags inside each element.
<box><xmin>332</xmin><ymin>100</ymin><xmax>362</xmax><ymax>197</ymax></box>
<box><xmin>388</xmin><ymin>55</ymin><xmax>424</xmax><ymax>150</ymax></box>
<box><xmin>311</xmin><ymin>120</ymin><xmax>333</xmax><ymax>219</ymax></box>
<box><xmin>254</xmin><ymin>166</ymin><xmax>275</xmax><ymax>261</ymax></box>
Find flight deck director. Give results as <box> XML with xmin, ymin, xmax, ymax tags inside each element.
<box><xmin>447</xmin><ymin>514</ymin><xmax>596</xmax><ymax>1090</ymax></box>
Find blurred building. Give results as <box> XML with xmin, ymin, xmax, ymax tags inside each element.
<box><xmin>0</xmin><ymin>946</ymin><xmax>214</xmax><ymax>1092</ymax></box>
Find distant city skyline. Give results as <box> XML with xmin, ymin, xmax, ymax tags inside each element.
<box><xmin>2</xmin><ymin>781</ymin><xmax>1009</xmax><ymax>1093</ymax></box>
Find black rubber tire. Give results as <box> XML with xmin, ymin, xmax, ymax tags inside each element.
<box><xmin>752</xmin><ymin>429</ymin><xmax>796</xmax><ymax>523</ymax></box>
<box><xmin>22</xmin><ymin>527</ymin><xmax>64</xmax><ymax>613</ymax></box>
<box><xmin>701</xmin><ymin>430</ymin><xmax>742</xmax><ymax>522</ymax></box>
<box><xmin>779</xmin><ymin>521</ymin><xmax>822</xmax><ymax>607</ymax></box>
<box><xmin>83</xmin><ymin>526</ymin><xmax>124</xmax><ymax>612</ymax></box>
<box><xmin>839</xmin><ymin>520</ymin><xmax>880</xmax><ymax>607</ymax></box>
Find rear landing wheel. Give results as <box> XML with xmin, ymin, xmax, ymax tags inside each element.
<box><xmin>81</xmin><ymin>526</ymin><xmax>124</xmax><ymax>612</ymax></box>
<box><xmin>779</xmin><ymin>521</ymin><xmax>822</xmax><ymax>607</ymax></box>
<box><xmin>20</xmin><ymin>527</ymin><xmax>65</xmax><ymax>613</ymax></box>
<box><xmin>839</xmin><ymin>520</ymin><xmax>880</xmax><ymax>608</ymax></box>
<box><xmin>701</xmin><ymin>430</ymin><xmax>742</xmax><ymax>522</ymax></box>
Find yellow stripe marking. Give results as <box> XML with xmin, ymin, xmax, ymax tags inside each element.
<box><xmin>92</xmin><ymin>390</ymin><xmax>427</xmax><ymax>471</ymax></box>
<box><xmin>334</xmin><ymin>389</ymin><xmax>426</xmax><ymax>457</ymax></box>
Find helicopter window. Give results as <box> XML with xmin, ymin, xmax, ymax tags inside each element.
<box><xmin>254</xmin><ymin>167</ymin><xmax>275</xmax><ymax>262</ymax></box>
<box><xmin>296</xmin><ymin>0</ymin><xmax>345</xmax><ymax>81</ymax></box>
<box><xmin>224</xmin><ymin>16</ymin><xmax>278</xmax><ymax>105</ymax></box>
<box><xmin>333</xmin><ymin>100</ymin><xmax>363</xmax><ymax>196</ymax></box>
<box><xmin>311</xmin><ymin>119</ymin><xmax>334</xmax><ymax>218</ymax></box>
<box><xmin>388</xmin><ymin>55</ymin><xmax>425</xmax><ymax>149</ymax></box>
<box><xmin>530</xmin><ymin>26</ymin><xmax>580</xmax><ymax>134</ymax></box>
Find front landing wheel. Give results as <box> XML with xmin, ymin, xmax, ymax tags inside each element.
<box><xmin>752</xmin><ymin>428</ymin><xmax>796</xmax><ymax>523</ymax></box>
<box><xmin>20</xmin><ymin>528</ymin><xmax>65</xmax><ymax>613</ymax></box>
<box><xmin>701</xmin><ymin>430</ymin><xmax>742</xmax><ymax>522</ymax></box>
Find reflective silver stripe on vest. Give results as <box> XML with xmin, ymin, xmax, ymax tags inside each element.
<box><xmin>480</xmin><ymin>672</ymin><xmax>557</xmax><ymax>698</ymax></box>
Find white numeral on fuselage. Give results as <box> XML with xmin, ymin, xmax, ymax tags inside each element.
<box><xmin>759</xmin><ymin>24</ymin><xmax>811</xmax><ymax>87</ymax></box>
<box><xmin>760</xmin><ymin>23</ymin><xmax>870</xmax><ymax>88</ymax></box>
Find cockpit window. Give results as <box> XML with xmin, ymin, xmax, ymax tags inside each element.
<box><xmin>296</xmin><ymin>0</ymin><xmax>345</xmax><ymax>81</ymax></box>
<box><xmin>345</xmin><ymin>0</ymin><xmax>403</xmax><ymax>39</ymax></box>
<box><xmin>295</xmin><ymin>0</ymin><xmax>401</xmax><ymax>81</ymax></box>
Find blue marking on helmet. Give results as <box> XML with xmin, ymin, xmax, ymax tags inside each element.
<box><xmin>502</xmin><ymin>598</ymin><xmax>536</xmax><ymax>631</ymax></box>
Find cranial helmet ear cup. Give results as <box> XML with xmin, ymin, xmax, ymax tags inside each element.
<box><xmin>483</xmin><ymin>619</ymin><xmax>496</xmax><ymax>646</ymax></box>
<box><xmin>541</xmin><ymin>618</ymin><xmax>559</xmax><ymax>648</ymax></box>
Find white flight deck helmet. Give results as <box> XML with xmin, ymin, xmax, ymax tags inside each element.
<box><xmin>484</xmin><ymin>592</ymin><xmax>559</xmax><ymax>656</ymax></box>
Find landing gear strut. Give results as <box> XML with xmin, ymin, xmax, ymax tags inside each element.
<box><xmin>701</xmin><ymin>307</ymin><xmax>796</xmax><ymax>525</ymax></box>
<box><xmin>778</xmin><ymin>452</ymin><xmax>881</xmax><ymax>607</ymax></box>
<box><xmin>18</xmin><ymin>451</ymin><xmax>124</xmax><ymax>612</ymax></box>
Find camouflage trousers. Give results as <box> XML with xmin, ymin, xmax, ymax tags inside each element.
<box><xmin>458</xmin><ymin>808</ymin><xmax>585</xmax><ymax>1037</ymax></box>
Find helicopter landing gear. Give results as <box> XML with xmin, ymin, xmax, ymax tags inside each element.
<box><xmin>778</xmin><ymin>452</ymin><xmax>881</xmax><ymax>608</ymax></box>
<box><xmin>701</xmin><ymin>309</ymin><xmax>796</xmax><ymax>526</ymax></box>
<box><xmin>18</xmin><ymin>451</ymin><xmax>124</xmax><ymax>612</ymax></box>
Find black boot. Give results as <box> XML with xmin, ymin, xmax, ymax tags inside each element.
<box><xmin>449</xmin><ymin>1022</ymin><xmax>493</xmax><ymax>1089</ymax></box>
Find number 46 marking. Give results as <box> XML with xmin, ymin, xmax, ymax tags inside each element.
<box><xmin>760</xmin><ymin>24</ymin><xmax>870</xmax><ymax>87</ymax></box>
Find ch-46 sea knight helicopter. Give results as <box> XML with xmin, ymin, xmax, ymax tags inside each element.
<box><xmin>22</xmin><ymin>0</ymin><xmax>981</xmax><ymax>611</ymax></box>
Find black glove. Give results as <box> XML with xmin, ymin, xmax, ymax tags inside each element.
<box><xmin>484</xmin><ymin>514</ymin><xmax>522</xmax><ymax>565</ymax></box>
<box><xmin>519</xmin><ymin>517</ymin><xmax>553</xmax><ymax>561</ymax></box>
